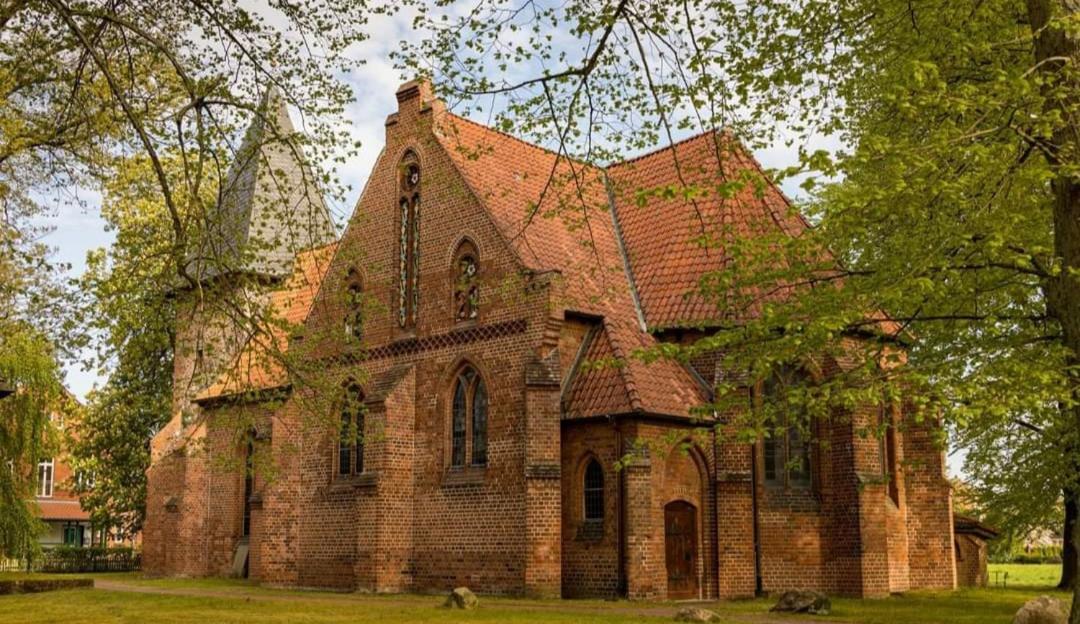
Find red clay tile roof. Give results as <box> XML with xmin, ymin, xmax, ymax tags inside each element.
<box><xmin>954</xmin><ymin>514</ymin><xmax>999</xmax><ymax>540</ymax></box>
<box><xmin>607</xmin><ymin>130</ymin><xmax>808</xmax><ymax>329</ymax></box>
<box><xmin>197</xmin><ymin>242</ymin><xmax>338</xmax><ymax>401</ymax></box>
<box><xmin>436</xmin><ymin>114</ymin><xmax>629</xmax><ymax>312</ymax></box>
<box><xmin>562</xmin><ymin>324</ymin><xmax>633</xmax><ymax>419</ymax></box>
<box><xmin>36</xmin><ymin>498</ymin><xmax>90</xmax><ymax>522</ymax></box>
<box><xmin>436</xmin><ymin>115</ymin><xmax>709</xmax><ymax>418</ymax></box>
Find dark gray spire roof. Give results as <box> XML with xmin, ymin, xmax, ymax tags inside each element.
<box><xmin>186</xmin><ymin>87</ymin><xmax>338</xmax><ymax>283</ymax></box>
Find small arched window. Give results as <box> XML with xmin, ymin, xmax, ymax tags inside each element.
<box><xmin>583</xmin><ymin>459</ymin><xmax>604</xmax><ymax>521</ymax></box>
<box><xmin>398</xmin><ymin>151</ymin><xmax>421</xmax><ymax>328</ymax></box>
<box><xmin>450</xmin><ymin>365</ymin><xmax>487</xmax><ymax>467</ymax></box>
<box><xmin>344</xmin><ymin>270</ymin><xmax>363</xmax><ymax>342</ymax></box>
<box><xmin>453</xmin><ymin>240</ymin><xmax>479</xmax><ymax>322</ymax></box>
<box><xmin>762</xmin><ymin>366</ymin><xmax>812</xmax><ymax>489</ymax></box>
<box><xmin>338</xmin><ymin>384</ymin><xmax>365</xmax><ymax>476</ymax></box>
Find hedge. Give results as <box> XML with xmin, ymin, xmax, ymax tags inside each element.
<box><xmin>36</xmin><ymin>547</ymin><xmax>140</xmax><ymax>573</ymax></box>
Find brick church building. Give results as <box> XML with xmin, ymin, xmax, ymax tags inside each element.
<box><xmin>143</xmin><ymin>81</ymin><xmax>957</xmax><ymax>599</ymax></box>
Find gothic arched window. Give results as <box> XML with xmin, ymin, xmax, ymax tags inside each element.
<box><xmin>583</xmin><ymin>459</ymin><xmax>604</xmax><ymax>521</ymax></box>
<box><xmin>344</xmin><ymin>269</ymin><xmax>363</xmax><ymax>342</ymax></box>
<box><xmin>879</xmin><ymin>401</ymin><xmax>900</xmax><ymax>504</ymax></box>
<box><xmin>398</xmin><ymin>151</ymin><xmax>421</xmax><ymax>328</ymax></box>
<box><xmin>338</xmin><ymin>384</ymin><xmax>365</xmax><ymax>476</ymax></box>
<box><xmin>453</xmin><ymin>240</ymin><xmax>479</xmax><ymax>322</ymax></box>
<box><xmin>450</xmin><ymin>365</ymin><xmax>487</xmax><ymax>467</ymax></box>
<box><xmin>762</xmin><ymin>366</ymin><xmax>813</xmax><ymax>489</ymax></box>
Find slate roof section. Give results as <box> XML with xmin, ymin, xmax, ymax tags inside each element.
<box><xmin>186</xmin><ymin>87</ymin><xmax>338</xmax><ymax>283</ymax></box>
<box><xmin>196</xmin><ymin>242</ymin><xmax>337</xmax><ymax>401</ymax></box>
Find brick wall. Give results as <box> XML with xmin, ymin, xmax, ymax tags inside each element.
<box><xmin>954</xmin><ymin>534</ymin><xmax>988</xmax><ymax>587</ymax></box>
<box><xmin>561</xmin><ymin>420</ymin><xmax>621</xmax><ymax>598</ymax></box>
<box><xmin>144</xmin><ymin>80</ymin><xmax>958</xmax><ymax>601</ymax></box>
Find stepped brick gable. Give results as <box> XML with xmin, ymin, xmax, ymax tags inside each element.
<box><xmin>143</xmin><ymin>80</ymin><xmax>957</xmax><ymax>599</ymax></box>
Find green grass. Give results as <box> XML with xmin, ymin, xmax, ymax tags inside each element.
<box><xmin>988</xmin><ymin>563</ymin><xmax>1063</xmax><ymax>588</ymax></box>
<box><xmin>0</xmin><ymin>574</ymin><xmax>1069</xmax><ymax>623</ymax></box>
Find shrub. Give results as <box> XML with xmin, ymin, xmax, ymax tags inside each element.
<box><xmin>35</xmin><ymin>546</ymin><xmax>140</xmax><ymax>573</ymax></box>
<box><xmin>1010</xmin><ymin>545</ymin><xmax>1063</xmax><ymax>565</ymax></box>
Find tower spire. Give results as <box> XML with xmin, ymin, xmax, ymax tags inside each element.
<box><xmin>186</xmin><ymin>85</ymin><xmax>338</xmax><ymax>284</ymax></box>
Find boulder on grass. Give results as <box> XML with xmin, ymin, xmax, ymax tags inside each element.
<box><xmin>770</xmin><ymin>590</ymin><xmax>831</xmax><ymax>616</ymax></box>
<box><xmin>1012</xmin><ymin>595</ymin><xmax>1066</xmax><ymax>624</ymax></box>
<box><xmin>444</xmin><ymin>587</ymin><xmax>479</xmax><ymax>610</ymax></box>
<box><xmin>674</xmin><ymin>606</ymin><xmax>720</xmax><ymax>622</ymax></box>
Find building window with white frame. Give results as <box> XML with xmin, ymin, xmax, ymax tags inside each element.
<box><xmin>37</xmin><ymin>458</ymin><xmax>54</xmax><ymax>497</ymax></box>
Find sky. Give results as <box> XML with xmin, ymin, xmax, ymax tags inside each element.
<box><xmin>38</xmin><ymin>8</ymin><xmax>966</xmax><ymax>475</ymax></box>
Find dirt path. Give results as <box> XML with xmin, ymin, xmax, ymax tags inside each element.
<box><xmin>90</xmin><ymin>579</ymin><xmax>826</xmax><ymax>623</ymax></box>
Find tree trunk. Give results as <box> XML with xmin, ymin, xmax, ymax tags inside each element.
<box><xmin>1062</xmin><ymin>490</ymin><xmax>1078</xmax><ymax>590</ymax></box>
<box><xmin>1025</xmin><ymin>1</ymin><xmax>1080</xmax><ymax>622</ymax></box>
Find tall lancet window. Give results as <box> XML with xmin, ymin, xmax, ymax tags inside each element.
<box><xmin>398</xmin><ymin>151</ymin><xmax>421</xmax><ymax>328</ymax></box>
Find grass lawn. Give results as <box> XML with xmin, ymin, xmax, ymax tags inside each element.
<box><xmin>0</xmin><ymin>573</ymin><xmax>1070</xmax><ymax>623</ymax></box>
<box><xmin>988</xmin><ymin>563</ymin><xmax>1063</xmax><ymax>588</ymax></box>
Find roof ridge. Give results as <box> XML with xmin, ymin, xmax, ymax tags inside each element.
<box><xmin>603</xmin><ymin>171</ymin><xmax>648</xmax><ymax>332</ymax></box>
<box><xmin>445</xmin><ymin>112</ymin><xmax>726</xmax><ymax>176</ymax></box>
<box><xmin>607</xmin><ymin>128</ymin><xmax>723</xmax><ymax>171</ymax></box>
<box><xmin>601</xmin><ymin>320</ymin><xmax>644</xmax><ymax>412</ymax></box>
<box><xmin>443</xmin><ymin>112</ymin><xmax>584</xmax><ymax>165</ymax></box>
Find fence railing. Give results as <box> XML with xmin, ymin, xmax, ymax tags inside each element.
<box><xmin>0</xmin><ymin>558</ymin><xmax>30</xmax><ymax>573</ymax></box>
<box><xmin>1</xmin><ymin>548</ymin><xmax>140</xmax><ymax>573</ymax></box>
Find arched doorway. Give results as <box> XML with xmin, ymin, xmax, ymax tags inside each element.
<box><xmin>664</xmin><ymin>500</ymin><xmax>698</xmax><ymax>599</ymax></box>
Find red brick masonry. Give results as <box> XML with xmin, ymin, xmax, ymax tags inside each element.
<box><xmin>144</xmin><ymin>81</ymin><xmax>957</xmax><ymax>599</ymax></box>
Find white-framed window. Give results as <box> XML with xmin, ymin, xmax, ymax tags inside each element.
<box><xmin>37</xmin><ymin>458</ymin><xmax>54</xmax><ymax>498</ymax></box>
<box><xmin>76</xmin><ymin>470</ymin><xmax>95</xmax><ymax>491</ymax></box>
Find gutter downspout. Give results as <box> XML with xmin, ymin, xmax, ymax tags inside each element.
<box><xmin>751</xmin><ymin>440</ymin><xmax>763</xmax><ymax>596</ymax></box>
<box><xmin>711</xmin><ymin>410</ymin><xmax>721</xmax><ymax>600</ymax></box>
<box><xmin>615</xmin><ymin>416</ymin><xmax>628</xmax><ymax>597</ymax></box>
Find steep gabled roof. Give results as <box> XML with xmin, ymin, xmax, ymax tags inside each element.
<box><xmin>607</xmin><ymin>130</ymin><xmax>808</xmax><ymax>329</ymax></box>
<box><xmin>561</xmin><ymin>324</ymin><xmax>633</xmax><ymax>419</ymax></box>
<box><xmin>435</xmin><ymin>113</ymin><xmax>629</xmax><ymax>312</ymax></box>
<box><xmin>434</xmin><ymin>114</ymin><xmax>709</xmax><ymax>418</ymax></box>
<box><xmin>954</xmin><ymin>515</ymin><xmax>1000</xmax><ymax>541</ymax></box>
<box><xmin>186</xmin><ymin>87</ymin><xmax>338</xmax><ymax>283</ymax></box>
<box><xmin>196</xmin><ymin>242</ymin><xmax>337</xmax><ymax>402</ymax></box>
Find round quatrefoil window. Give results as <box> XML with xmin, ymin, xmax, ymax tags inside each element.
<box><xmin>404</xmin><ymin>164</ymin><xmax>420</xmax><ymax>190</ymax></box>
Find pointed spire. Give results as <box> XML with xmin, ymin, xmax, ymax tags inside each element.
<box><xmin>186</xmin><ymin>85</ymin><xmax>338</xmax><ymax>284</ymax></box>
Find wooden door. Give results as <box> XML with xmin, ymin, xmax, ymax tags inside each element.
<box><xmin>665</xmin><ymin>501</ymin><xmax>698</xmax><ymax>599</ymax></box>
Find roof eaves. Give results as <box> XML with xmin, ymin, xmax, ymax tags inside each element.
<box><xmin>606</xmin><ymin>128</ymin><xmax>722</xmax><ymax>171</ymax></box>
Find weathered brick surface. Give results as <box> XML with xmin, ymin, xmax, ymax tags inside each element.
<box><xmin>144</xmin><ymin>81</ymin><xmax>957</xmax><ymax>600</ymax></box>
<box><xmin>954</xmin><ymin>534</ymin><xmax>988</xmax><ymax>587</ymax></box>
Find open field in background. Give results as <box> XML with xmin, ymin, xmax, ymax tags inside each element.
<box><xmin>0</xmin><ymin>572</ymin><xmax>1070</xmax><ymax>623</ymax></box>
<box><xmin>988</xmin><ymin>563</ymin><xmax>1063</xmax><ymax>588</ymax></box>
